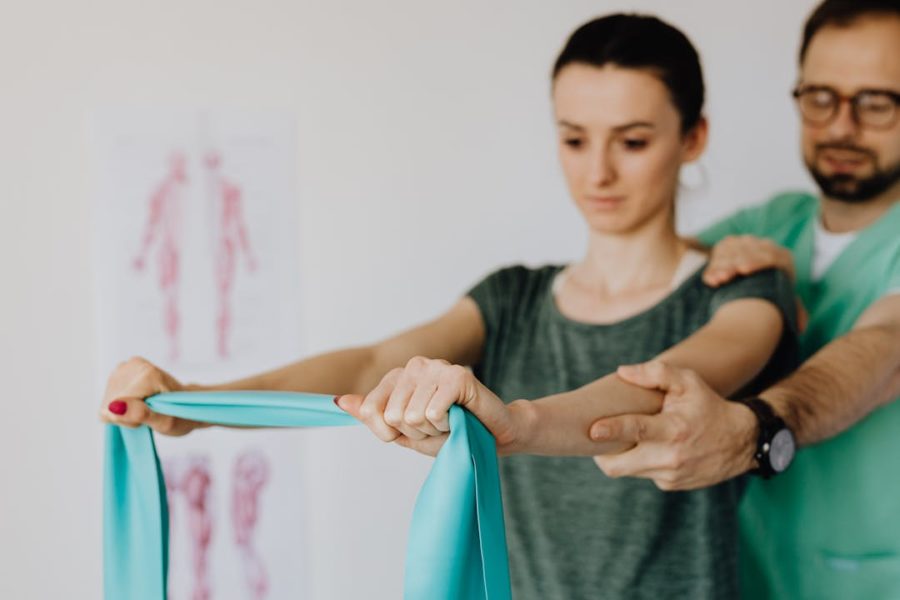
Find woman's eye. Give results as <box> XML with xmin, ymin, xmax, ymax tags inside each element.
<box><xmin>563</xmin><ymin>138</ymin><xmax>583</xmax><ymax>149</ymax></box>
<box><xmin>622</xmin><ymin>138</ymin><xmax>648</xmax><ymax>150</ymax></box>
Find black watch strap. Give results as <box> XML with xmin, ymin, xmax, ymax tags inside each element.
<box><xmin>739</xmin><ymin>397</ymin><xmax>788</xmax><ymax>479</ymax></box>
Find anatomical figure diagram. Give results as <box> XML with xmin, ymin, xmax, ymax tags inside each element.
<box><xmin>132</xmin><ymin>150</ymin><xmax>257</xmax><ymax>361</ymax></box>
<box><xmin>164</xmin><ymin>450</ymin><xmax>271</xmax><ymax>599</ymax></box>
<box><xmin>133</xmin><ymin>153</ymin><xmax>188</xmax><ymax>361</ymax></box>
<box><xmin>204</xmin><ymin>151</ymin><xmax>258</xmax><ymax>359</ymax></box>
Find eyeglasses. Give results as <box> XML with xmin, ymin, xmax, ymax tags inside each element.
<box><xmin>792</xmin><ymin>85</ymin><xmax>900</xmax><ymax>130</ymax></box>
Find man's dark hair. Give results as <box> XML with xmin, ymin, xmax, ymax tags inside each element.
<box><xmin>800</xmin><ymin>0</ymin><xmax>900</xmax><ymax>63</ymax></box>
<box><xmin>552</xmin><ymin>14</ymin><xmax>705</xmax><ymax>134</ymax></box>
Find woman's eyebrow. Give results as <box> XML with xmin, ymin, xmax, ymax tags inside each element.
<box><xmin>611</xmin><ymin>121</ymin><xmax>655</xmax><ymax>133</ymax></box>
<box><xmin>557</xmin><ymin>119</ymin><xmax>585</xmax><ymax>131</ymax></box>
<box><xmin>556</xmin><ymin>120</ymin><xmax>656</xmax><ymax>132</ymax></box>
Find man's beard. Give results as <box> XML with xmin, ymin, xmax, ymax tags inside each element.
<box><xmin>806</xmin><ymin>143</ymin><xmax>900</xmax><ymax>203</ymax></box>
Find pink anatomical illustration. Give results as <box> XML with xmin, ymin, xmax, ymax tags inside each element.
<box><xmin>232</xmin><ymin>450</ymin><xmax>271</xmax><ymax>600</ymax></box>
<box><xmin>205</xmin><ymin>151</ymin><xmax>258</xmax><ymax>359</ymax></box>
<box><xmin>164</xmin><ymin>456</ymin><xmax>214</xmax><ymax>600</ymax></box>
<box><xmin>133</xmin><ymin>152</ymin><xmax>188</xmax><ymax>361</ymax></box>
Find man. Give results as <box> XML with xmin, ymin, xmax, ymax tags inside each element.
<box><xmin>589</xmin><ymin>1</ymin><xmax>900</xmax><ymax>597</ymax></box>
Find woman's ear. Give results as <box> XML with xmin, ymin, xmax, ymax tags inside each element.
<box><xmin>681</xmin><ymin>116</ymin><xmax>708</xmax><ymax>163</ymax></box>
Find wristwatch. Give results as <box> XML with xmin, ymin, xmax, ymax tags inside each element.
<box><xmin>739</xmin><ymin>397</ymin><xmax>796</xmax><ymax>478</ymax></box>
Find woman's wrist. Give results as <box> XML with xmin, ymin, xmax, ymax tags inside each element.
<box><xmin>498</xmin><ymin>399</ymin><xmax>537</xmax><ymax>456</ymax></box>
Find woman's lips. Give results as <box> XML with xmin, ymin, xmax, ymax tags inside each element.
<box><xmin>583</xmin><ymin>195</ymin><xmax>625</xmax><ymax>209</ymax></box>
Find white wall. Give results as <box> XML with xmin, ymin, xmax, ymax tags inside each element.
<box><xmin>0</xmin><ymin>0</ymin><xmax>819</xmax><ymax>598</ymax></box>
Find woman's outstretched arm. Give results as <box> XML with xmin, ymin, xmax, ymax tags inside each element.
<box><xmin>341</xmin><ymin>297</ymin><xmax>786</xmax><ymax>458</ymax></box>
<box><xmin>99</xmin><ymin>298</ymin><xmax>486</xmax><ymax>436</ymax></box>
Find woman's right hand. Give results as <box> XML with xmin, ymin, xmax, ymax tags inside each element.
<box><xmin>99</xmin><ymin>356</ymin><xmax>205</xmax><ymax>436</ymax></box>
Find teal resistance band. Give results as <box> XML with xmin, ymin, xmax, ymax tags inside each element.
<box><xmin>104</xmin><ymin>391</ymin><xmax>511</xmax><ymax>599</ymax></box>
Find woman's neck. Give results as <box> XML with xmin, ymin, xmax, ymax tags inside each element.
<box><xmin>571</xmin><ymin>218</ymin><xmax>686</xmax><ymax>296</ymax></box>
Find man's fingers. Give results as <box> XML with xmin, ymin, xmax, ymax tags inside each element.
<box><xmin>593</xmin><ymin>442</ymin><xmax>680</xmax><ymax>480</ymax></box>
<box><xmin>796</xmin><ymin>297</ymin><xmax>809</xmax><ymax>333</ymax></box>
<box><xmin>593</xmin><ymin>446</ymin><xmax>657</xmax><ymax>479</ymax></box>
<box><xmin>589</xmin><ymin>413</ymin><xmax>667</xmax><ymax>446</ymax></box>
<box><xmin>616</xmin><ymin>360</ymin><xmax>682</xmax><ymax>393</ymax></box>
<box><xmin>702</xmin><ymin>264</ymin><xmax>738</xmax><ymax>287</ymax></box>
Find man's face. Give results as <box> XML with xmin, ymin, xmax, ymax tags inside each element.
<box><xmin>798</xmin><ymin>15</ymin><xmax>900</xmax><ymax>203</ymax></box>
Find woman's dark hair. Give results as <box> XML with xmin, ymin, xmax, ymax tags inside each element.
<box><xmin>552</xmin><ymin>14</ymin><xmax>705</xmax><ymax>134</ymax></box>
<box><xmin>799</xmin><ymin>0</ymin><xmax>900</xmax><ymax>64</ymax></box>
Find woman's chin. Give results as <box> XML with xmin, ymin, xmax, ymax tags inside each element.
<box><xmin>581</xmin><ymin>213</ymin><xmax>635</xmax><ymax>236</ymax></box>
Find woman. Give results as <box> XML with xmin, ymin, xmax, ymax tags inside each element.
<box><xmin>102</xmin><ymin>14</ymin><xmax>797</xmax><ymax>599</ymax></box>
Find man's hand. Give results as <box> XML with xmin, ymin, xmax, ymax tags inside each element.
<box><xmin>702</xmin><ymin>234</ymin><xmax>807</xmax><ymax>330</ymax></box>
<box><xmin>590</xmin><ymin>361</ymin><xmax>758</xmax><ymax>490</ymax></box>
<box><xmin>703</xmin><ymin>235</ymin><xmax>796</xmax><ymax>286</ymax></box>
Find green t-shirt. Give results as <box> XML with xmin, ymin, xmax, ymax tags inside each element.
<box><xmin>699</xmin><ymin>192</ymin><xmax>900</xmax><ymax>599</ymax></box>
<box><xmin>468</xmin><ymin>264</ymin><xmax>798</xmax><ymax>600</ymax></box>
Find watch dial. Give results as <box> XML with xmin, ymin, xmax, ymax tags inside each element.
<box><xmin>770</xmin><ymin>429</ymin><xmax>796</xmax><ymax>472</ymax></box>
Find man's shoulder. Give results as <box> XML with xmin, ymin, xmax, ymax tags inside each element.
<box><xmin>698</xmin><ymin>190</ymin><xmax>818</xmax><ymax>245</ymax></box>
<box><xmin>751</xmin><ymin>190</ymin><xmax>819</xmax><ymax>224</ymax></box>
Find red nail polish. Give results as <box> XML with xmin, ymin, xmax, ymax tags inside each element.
<box><xmin>108</xmin><ymin>400</ymin><xmax>127</xmax><ymax>415</ymax></box>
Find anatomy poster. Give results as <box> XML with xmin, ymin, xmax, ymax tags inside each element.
<box><xmin>93</xmin><ymin>109</ymin><xmax>310</xmax><ymax>599</ymax></box>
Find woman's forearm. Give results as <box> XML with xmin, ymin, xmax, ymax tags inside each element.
<box><xmin>500</xmin><ymin>301</ymin><xmax>785</xmax><ymax>457</ymax></box>
<box><xmin>185</xmin><ymin>346</ymin><xmax>382</xmax><ymax>396</ymax></box>
<box><xmin>505</xmin><ymin>374</ymin><xmax>662</xmax><ymax>456</ymax></box>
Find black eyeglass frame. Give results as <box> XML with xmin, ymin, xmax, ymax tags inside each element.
<box><xmin>791</xmin><ymin>84</ymin><xmax>900</xmax><ymax>130</ymax></box>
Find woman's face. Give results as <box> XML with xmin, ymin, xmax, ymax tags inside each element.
<box><xmin>552</xmin><ymin>63</ymin><xmax>706</xmax><ymax>235</ymax></box>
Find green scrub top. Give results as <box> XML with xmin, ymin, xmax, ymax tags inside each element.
<box><xmin>699</xmin><ymin>192</ymin><xmax>900</xmax><ymax>599</ymax></box>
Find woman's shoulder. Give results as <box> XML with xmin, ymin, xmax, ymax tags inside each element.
<box><xmin>704</xmin><ymin>268</ymin><xmax>798</xmax><ymax>332</ymax></box>
<box><xmin>466</xmin><ymin>263</ymin><xmax>564</xmax><ymax>323</ymax></box>
<box><xmin>472</xmin><ymin>263</ymin><xmax>565</xmax><ymax>292</ymax></box>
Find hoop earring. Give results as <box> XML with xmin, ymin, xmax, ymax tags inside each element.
<box><xmin>679</xmin><ymin>161</ymin><xmax>708</xmax><ymax>192</ymax></box>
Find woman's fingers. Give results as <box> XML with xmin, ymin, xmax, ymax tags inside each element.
<box><xmin>99</xmin><ymin>356</ymin><xmax>201</xmax><ymax>437</ymax></box>
<box><xmin>394</xmin><ymin>432</ymin><xmax>448</xmax><ymax>457</ymax></box>
<box><xmin>384</xmin><ymin>374</ymin><xmax>428</xmax><ymax>441</ymax></box>
<box><xmin>358</xmin><ymin>370</ymin><xmax>405</xmax><ymax>442</ymax></box>
<box><xmin>356</xmin><ymin>357</ymin><xmax>489</xmax><ymax>445</ymax></box>
<box><xmin>100</xmin><ymin>395</ymin><xmax>198</xmax><ymax>436</ymax></box>
<box><xmin>425</xmin><ymin>378</ymin><xmax>461</xmax><ymax>433</ymax></box>
<box><xmin>404</xmin><ymin>382</ymin><xmax>445</xmax><ymax>437</ymax></box>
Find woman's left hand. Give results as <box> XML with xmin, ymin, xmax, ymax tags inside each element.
<box><xmin>335</xmin><ymin>356</ymin><xmax>525</xmax><ymax>457</ymax></box>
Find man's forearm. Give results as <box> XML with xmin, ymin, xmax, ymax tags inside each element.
<box><xmin>762</xmin><ymin>324</ymin><xmax>900</xmax><ymax>446</ymax></box>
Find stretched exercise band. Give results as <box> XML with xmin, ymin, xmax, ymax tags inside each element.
<box><xmin>104</xmin><ymin>391</ymin><xmax>511</xmax><ymax>599</ymax></box>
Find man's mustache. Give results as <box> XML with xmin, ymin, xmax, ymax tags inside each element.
<box><xmin>814</xmin><ymin>143</ymin><xmax>877</xmax><ymax>161</ymax></box>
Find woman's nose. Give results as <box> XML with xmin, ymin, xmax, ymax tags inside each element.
<box><xmin>588</xmin><ymin>148</ymin><xmax>616</xmax><ymax>186</ymax></box>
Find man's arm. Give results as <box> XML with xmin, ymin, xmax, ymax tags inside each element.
<box><xmin>590</xmin><ymin>294</ymin><xmax>900</xmax><ymax>489</ymax></box>
<box><xmin>761</xmin><ymin>294</ymin><xmax>900</xmax><ymax>445</ymax></box>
